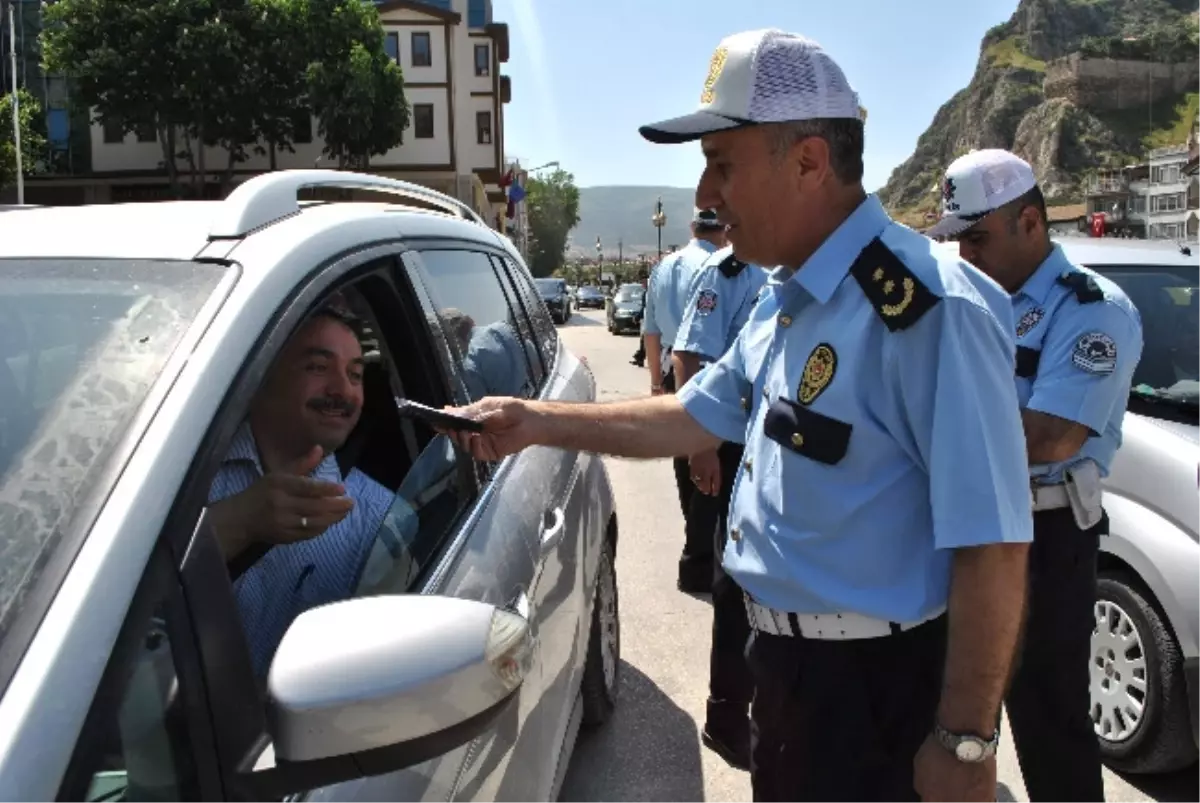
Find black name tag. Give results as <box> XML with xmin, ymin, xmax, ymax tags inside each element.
<box><xmin>763</xmin><ymin>397</ymin><xmax>852</xmax><ymax>465</ymax></box>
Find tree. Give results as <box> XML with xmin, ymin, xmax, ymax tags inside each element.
<box><xmin>526</xmin><ymin>168</ymin><xmax>581</xmax><ymax>278</ymax></box>
<box><xmin>41</xmin><ymin>0</ymin><xmax>408</xmax><ymax>193</ymax></box>
<box><xmin>304</xmin><ymin>0</ymin><xmax>409</xmax><ymax>168</ymax></box>
<box><xmin>0</xmin><ymin>89</ymin><xmax>46</xmax><ymax>191</ymax></box>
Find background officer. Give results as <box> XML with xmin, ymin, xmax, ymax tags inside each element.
<box><xmin>641</xmin><ymin>209</ymin><xmax>727</xmax><ymax>587</ymax></box>
<box><xmin>448</xmin><ymin>29</ymin><xmax>1034</xmax><ymax>802</ymax></box>
<box><xmin>671</xmin><ymin>245</ymin><xmax>768</xmax><ymax>770</ymax></box>
<box><xmin>930</xmin><ymin>149</ymin><xmax>1144</xmax><ymax>802</ymax></box>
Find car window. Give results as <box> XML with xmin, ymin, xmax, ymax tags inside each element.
<box><xmin>534</xmin><ymin>278</ymin><xmax>564</xmax><ymax>295</ymax></box>
<box><xmin>615</xmin><ymin>285</ymin><xmax>645</xmax><ymax>303</ymax></box>
<box><xmin>1087</xmin><ymin>264</ymin><xmax>1198</xmax><ymax>396</ymax></box>
<box><xmin>413</xmin><ymin>250</ymin><xmax>540</xmax><ymax>402</ymax></box>
<box><xmin>60</xmin><ymin>549</ymin><xmax>204</xmax><ymax>802</ymax></box>
<box><xmin>499</xmin><ymin>257</ymin><xmax>559</xmax><ymax>375</ymax></box>
<box><xmin>0</xmin><ymin>259</ymin><xmax>228</xmax><ymax>652</ymax></box>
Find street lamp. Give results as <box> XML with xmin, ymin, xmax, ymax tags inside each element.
<box><xmin>651</xmin><ymin>196</ymin><xmax>666</xmax><ymax>260</ymax></box>
<box><xmin>595</xmin><ymin>236</ymin><xmax>602</xmax><ymax>284</ymax></box>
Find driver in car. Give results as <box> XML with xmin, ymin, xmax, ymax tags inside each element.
<box><xmin>206</xmin><ymin>306</ymin><xmax>403</xmax><ymax>677</ymax></box>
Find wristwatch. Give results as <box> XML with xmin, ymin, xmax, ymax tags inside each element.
<box><xmin>933</xmin><ymin>722</ymin><xmax>1000</xmax><ymax>763</ymax></box>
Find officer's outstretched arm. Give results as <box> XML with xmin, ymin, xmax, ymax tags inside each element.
<box><xmin>537</xmin><ymin>395</ymin><xmax>721</xmax><ymax>458</ymax></box>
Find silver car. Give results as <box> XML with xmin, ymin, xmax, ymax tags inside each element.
<box><xmin>0</xmin><ymin>171</ymin><xmax>620</xmax><ymax>800</ymax></box>
<box><xmin>1051</xmin><ymin>238</ymin><xmax>1198</xmax><ymax>775</ymax></box>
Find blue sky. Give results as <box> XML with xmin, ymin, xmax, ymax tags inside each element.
<box><xmin>495</xmin><ymin>0</ymin><xmax>1021</xmax><ymax>192</ymax></box>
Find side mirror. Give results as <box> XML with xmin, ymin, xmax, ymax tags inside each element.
<box><xmin>244</xmin><ymin>595</ymin><xmax>532</xmax><ymax>799</ymax></box>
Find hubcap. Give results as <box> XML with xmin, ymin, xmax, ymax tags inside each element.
<box><xmin>597</xmin><ymin>554</ymin><xmax>619</xmax><ymax>691</ymax></box>
<box><xmin>1091</xmin><ymin>598</ymin><xmax>1148</xmax><ymax>744</ymax></box>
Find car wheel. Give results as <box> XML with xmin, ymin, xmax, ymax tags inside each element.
<box><xmin>1092</xmin><ymin>573</ymin><xmax>1197</xmax><ymax>774</ymax></box>
<box><xmin>581</xmin><ymin>540</ymin><xmax>619</xmax><ymax>727</ymax></box>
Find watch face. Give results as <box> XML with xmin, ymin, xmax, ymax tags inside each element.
<box><xmin>955</xmin><ymin>740</ymin><xmax>985</xmax><ymax>762</ymax></box>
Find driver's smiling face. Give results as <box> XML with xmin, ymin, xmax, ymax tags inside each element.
<box><xmin>263</xmin><ymin>315</ymin><xmax>365</xmax><ymax>453</ymax></box>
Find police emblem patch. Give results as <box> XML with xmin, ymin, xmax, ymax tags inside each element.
<box><xmin>798</xmin><ymin>343</ymin><xmax>837</xmax><ymax>405</ymax></box>
<box><xmin>942</xmin><ymin>176</ymin><xmax>959</xmax><ymax>212</ymax></box>
<box><xmin>1072</xmin><ymin>332</ymin><xmax>1117</xmax><ymax>375</ymax></box>
<box><xmin>700</xmin><ymin>47</ymin><xmax>728</xmax><ymax>104</ymax></box>
<box><xmin>696</xmin><ymin>289</ymin><xmax>718</xmax><ymax>316</ymax></box>
<box><xmin>1016</xmin><ymin>307</ymin><xmax>1044</xmax><ymax>338</ymax></box>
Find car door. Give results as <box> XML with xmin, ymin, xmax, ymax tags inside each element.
<box><xmin>398</xmin><ymin>246</ymin><xmax>560</xmax><ymax>800</ymax></box>
<box><xmin>492</xmin><ymin>256</ymin><xmax>593</xmax><ymax>771</ymax></box>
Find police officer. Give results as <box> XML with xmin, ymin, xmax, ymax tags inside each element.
<box><xmin>447</xmin><ymin>29</ymin><xmax>1033</xmax><ymax>802</ymax></box>
<box><xmin>929</xmin><ymin>149</ymin><xmax>1144</xmax><ymax>802</ymax></box>
<box><xmin>641</xmin><ymin>208</ymin><xmax>728</xmax><ymax>590</ymax></box>
<box><xmin>672</xmin><ymin>245</ymin><xmax>768</xmax><ymax>770</ymax></box>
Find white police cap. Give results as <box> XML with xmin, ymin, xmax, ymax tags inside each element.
<box><xmin>639</xmin><ymin>29</ymin><xmax>865</xmax><ymax>145</ymax></box>
<box><xmin>926</xmin><ymin>149</ymin><xmax>1039</xmax><ymax>238</ymax></box>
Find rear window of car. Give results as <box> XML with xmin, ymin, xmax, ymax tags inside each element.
<box><xmin>534</xmin><ymin>278</ymin><xmax>564</xmax><ymax>295</ymax></box>
<box><xmin>0</xmin><ymin>259</ymin><xmax>229</xmax><ymax>646</ymax></box>
<box><xmin>615</xmin><ymin>285</ymin><xmax>644</xmax><ymax>302</ymax></box>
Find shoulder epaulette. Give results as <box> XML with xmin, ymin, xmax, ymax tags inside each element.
<box><xmin>1055</xmin><ymin>270</ymin><xmax>1104</xmax><ymax>304</ymax></box>
<box><xmin>717</xmin><ymin>252</ymin><xmax>748</xmax><ymax>279</ymax></box>
<box><xmin>848</xmin><ymin>238</ymin><xmax>941</xmax><ymax>331</ymax></box>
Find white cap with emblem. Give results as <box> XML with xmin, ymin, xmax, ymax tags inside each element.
<box><xmin>926</xmin><ymin>149</ymin><xmax>1039</xmax><ymax>239</ymax></box>
<box><xmin>639</xmin><ymin>29</ymin><xmax>865</xmax><ymax>145</ymax></box>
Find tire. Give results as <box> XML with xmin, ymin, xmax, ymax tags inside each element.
<box><xmin>581</xmin><ymin>540</ymin><xmax>620</xmax><ymax>728</ymax></box>
<box><xmin>1093</xmin><ymin>573</ymin><xmax>1197</xmax><ymax>774</ymax></box>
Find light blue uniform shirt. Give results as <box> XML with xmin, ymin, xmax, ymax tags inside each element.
<box><xmin>1012</xmin><ymin>245</ymin><xmax>1143</xmax><ymax>483</ymax></box>
<box><xmin>462</xmin><ymin>320</ymin><xmax>537</xmax><ymax>399</ymax></box>
<box><xmin>642</xmin><ymin>239</ymin><xmax>721</xmax><ymax>370</ymax></box>
<box><xmin>673</xmin><ymin>245</ymin><xmax>769</xmax><ymax>364</ymax></box>
<box><xmin>677</xmin><ymin>195</ymin><xmax>1034</xmax><ymax>621</ymax></box>
<box><xmin>208</xmin><ymin>424</ymin><xmax>399</xmax><ymax>677</ymax></box>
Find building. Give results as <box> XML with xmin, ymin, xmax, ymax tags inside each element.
<box><xmin>1143</xmin><ymin>143</ymin><xmax>1192</xmax><ymax>241</ymax></box>
<box><xmin>1045</xmin><ymin>202</ymin><xmax>1086</xmax><ymax>236</ymax></box>
<box><xmin>1085</xmin><ymin>164</ymin><xmax>1149</xmax><ymax>239</ymax></box>
<box><xmin>1</xmin><ymin>0</ymin><xmax>513</xmax><ymax>229</ymax></box>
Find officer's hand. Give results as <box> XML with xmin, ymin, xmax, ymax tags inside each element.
<box><xmin>442</xmin><ymin>397</ymin><xmax>535</xmax><ymax>462</ymax></box>
<box><xmin>913</xmin><ymin>733</ymin><xmax>996</xmax><ymax>802</ymax></box>
<box><xmin>209</xmin><ymin>446</ymin><xmax>354</xmax><ymax>561</ymax></box>
<box><xmin>689</xmin><ymin>449</ymin><xmax>721</xmax><ymax>496</ymax></box>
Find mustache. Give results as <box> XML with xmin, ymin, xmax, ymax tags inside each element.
<box><xmin>306</xmin><ymin>397</ymin><xmax>357</xmax><ymax>416</ymax></box>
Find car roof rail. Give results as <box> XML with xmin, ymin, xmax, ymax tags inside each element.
<box><xmin>207</xmin><ymin>169</ymin><xmax>484</xmax><ymax>239</ymax></box>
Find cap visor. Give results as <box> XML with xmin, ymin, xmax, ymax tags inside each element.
<box><xmin>924</xmin><ymin>214</ymin><xmax>976</xmax><ymax>239</ymax></box>
<box><xmin>639</xmin><ymin>111</ymin><xmax>743</xmax><ymax>144</ymax></box>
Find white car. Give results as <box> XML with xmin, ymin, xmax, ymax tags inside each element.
<box><xmin>0</xmin><ymin>171</ymin><xmax>620</xmax><ymax>800</ymax></box>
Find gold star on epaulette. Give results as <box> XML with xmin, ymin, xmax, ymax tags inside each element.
<box><xmin>849</xmin><ymin>239</ymin><xmax>942</xmax><ymax>331</ymax></box>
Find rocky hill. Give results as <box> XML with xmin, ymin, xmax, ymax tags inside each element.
<box><xmin>880</xmin><ymin>0</ymin><xmax>1199</xmax><ymax>225</ymax></box>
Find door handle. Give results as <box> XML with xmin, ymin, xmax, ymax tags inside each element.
<box><xmin>540</xmin><ymin>506</ymin><xmax>566</xmax><ymax>553</ymax></box>
<box><xmin>508</xmin><ymin>588</ymin><xmax>530</xmax><ymax>619</ymax></box>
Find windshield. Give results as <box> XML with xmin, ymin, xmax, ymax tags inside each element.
<box><xmin>1087</xmin><ymin>263</ymin><xmax>1197</xmax><ymax>411</ymax></box>
<box><xmin>534</xmin><ymin>278</ymin><xmax>564</xmax><ymax>295</ymax></box>
<box><xmin>579</xmin><ymin>286</ymin><xmax>601</xmax><ymax>295</ymax></box>
<box><xmin>615</xmin><ymin>285</ymin><xmax>645</xmax><ymax>303</ymax></box>
<box><xmin>0</xmin><ymin>259</ymin><xmax>229</xmax><ymax>642</ymax></box>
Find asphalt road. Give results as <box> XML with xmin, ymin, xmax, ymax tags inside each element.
<box><xmin>555</xmin><ymin>308</ymin><xmax>1198</xmax><ymax>803</ymax></box>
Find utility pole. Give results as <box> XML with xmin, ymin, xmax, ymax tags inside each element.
<box><xmin>8</xmin><ymin>1</ymin><xmax>25</xmax><ymax>204</ymax></box>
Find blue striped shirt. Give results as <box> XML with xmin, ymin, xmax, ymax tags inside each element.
<box><xmin>208</xmin><ymin>424</ymin><xmax>396</xmax><ymax>677</ymax></box>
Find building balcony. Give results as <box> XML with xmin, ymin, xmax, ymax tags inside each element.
<box><xmin>1086</xmin><ymin>177</ymin><xmax>1130</xmax><ymax>195</ymax></box>
<box><xmin>1149</xmin><ymin>144</ymin><xmax>1190</xmax><ymax>161</ymax></box>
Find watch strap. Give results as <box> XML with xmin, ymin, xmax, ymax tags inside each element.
<box><xmin>933</xmin><ymin>722</ymin><xmax>999</xmax><ymax>762</ymax></box>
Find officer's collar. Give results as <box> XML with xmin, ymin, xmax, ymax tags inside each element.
<box><xmin>1015</xmin><ymin>244</ymin><xmax>1070</xmax><ymax>304</ymax></box>
<box><xmin>690</xmin><ymin>238</ymin><xmax>720</xmax><ymax>254</ymax></box>
<box><xmin>777</xmin><ymin>195</ymin><xmax>890</xmax><ymax>304</ymax></box>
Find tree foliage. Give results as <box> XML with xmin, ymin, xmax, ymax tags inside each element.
<box><xmin>526</xmin><ymin>168</ymin><xmax>581</xmax><ymax>278</ymax></box>
<box><xmin>0</xmin><ymin>90</ymin><xmax>46</xmax><ymax>190</ymax></box>
<box><xmin>41</xmin><ymin>0</ymin><xmax>408</xmax><ymax>194</ymax></box>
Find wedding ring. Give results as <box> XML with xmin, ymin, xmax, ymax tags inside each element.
<box><xmin>300</xmin><ymin>516</ymin><xmax>308</xmax><ymax>529</ymax></box>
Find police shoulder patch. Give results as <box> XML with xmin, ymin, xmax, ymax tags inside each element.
<box><xmin>717</xmin><ymin>252</ymin><xmax>748</xmax><ymax>278</ymax></box>
<box><xmin>1073</xmin><ymin>332</ymin><xmax>1117</xmax><ymax>375</ymax></box>
<box><xmin>1016</xmin><ymin>307</ymin><xmax>1045</xmax><ymax>338</ymax></box>
<box><xmin>798</xmin><ymin>343</ymin><xmax>837</xmax><ymax>405</ymax></box>
<box><xmin>849</xmin><ymin>239</ymin><xmax>941</xmax><ymax>331</ymax></box>
<box><xmin>696</xmin><ymin>288</ymin><xmax>718</xmax><ymax>316</ymax></box>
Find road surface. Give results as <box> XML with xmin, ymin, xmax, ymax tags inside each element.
<box><xmin>556</xmin><ymin>309</ymin><xmax>1198</xmax><ymax>802</ymax></box>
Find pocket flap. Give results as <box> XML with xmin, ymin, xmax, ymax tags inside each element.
<box><xmin>763</xmin><ymin>397</ymin><xmax>852</xmax><ymax>465</ymax></box>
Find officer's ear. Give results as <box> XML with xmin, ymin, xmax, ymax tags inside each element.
<box><xmin>1016</xmin><ymin>204</ymin><xmax>1044</xmax><ymax>239</ymax></box>
<box><xmin>792</xmin><ymin>135</ymin><xmax>834</xmax><ymax>190</ymax></box>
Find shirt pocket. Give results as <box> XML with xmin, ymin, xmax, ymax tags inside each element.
<box><xmin>762</xmin><ymin>396</ymin><xmax>853</xmax><ymax>465</ymax></box>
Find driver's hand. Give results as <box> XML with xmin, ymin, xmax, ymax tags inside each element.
<box><xmin>209</xmin><ymin>446</ymin><xmax>354</xmax><ymax>561</ymax></box>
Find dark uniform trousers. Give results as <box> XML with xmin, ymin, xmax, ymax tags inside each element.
<box><xmin>685</xmin><ymin>442</ymin><xmax>754</xmax><ymax>708</ymax></box>
<box><xmin>661</xmin><ymin>368</ymin><xmax>707</xmax><ymax>567</ymax></box>
<box><xmin>748</xmin><ymin>614</ymin><xmax>948</xmax><ymax>801</ymax></box>
<box><xmin>1006</xmin><ymin>508</ymin><xmax>1106</xmax><ymax>802</ymax></box>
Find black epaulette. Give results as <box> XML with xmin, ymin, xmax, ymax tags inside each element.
<box><xmin>848</xmin><ymin>238</ymin><xmax>941</xmax><ymax>331</ymax></box>
<box><xmin>717</xmin><ymin>252</ymin><xmax>748</xmax><ymax>278</ymax></box>
<box><xmin>1056</xmin><ymin>270</ymin><xmax>1104</xmax><ymax>304</ymax></box>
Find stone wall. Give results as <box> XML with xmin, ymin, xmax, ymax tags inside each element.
<box><xmin>1044</xmin><ymin>54</ymin><xmax>1199</xmax><ymax>111</ymax></box>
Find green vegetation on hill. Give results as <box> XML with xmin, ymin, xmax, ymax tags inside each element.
<box><xmin>1092</xmin><ymin>89</ymin><xmax>1199</xmax><ymax>156</ymax></box>
<box><xmin>986</xmin><ymin>37</ymin><xmax>1047</xmax><ymax>72</ymax></box>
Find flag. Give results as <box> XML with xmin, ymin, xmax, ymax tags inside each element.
<box><xmin>507</xmin><ymin>178</ymin><xmax>526</xmax><ymax>205</ymax></box>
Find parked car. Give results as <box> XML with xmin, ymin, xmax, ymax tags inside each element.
<box><xmin>535</xmin><ymin>277</ymin><xmax>573</xmax><ymax>324</ymax></box>
<box><xmin>1052</xmin><ymin>238</ymin><xmax>1198</xmax><ymax>775</ymax></box>
<box><xmin>607</xmin><ymin>283</ymin><xmax>646</xmax><ymax>335</ymax></box>
<box><xmin>0</xmin><ymin>171</ymin><xmax>620</xmax><ymax>801</ymax></box>
<box><xmin>575</xmin><ymin>286</ymin><xmax>606</xmax><ymax>310</ymax></box>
